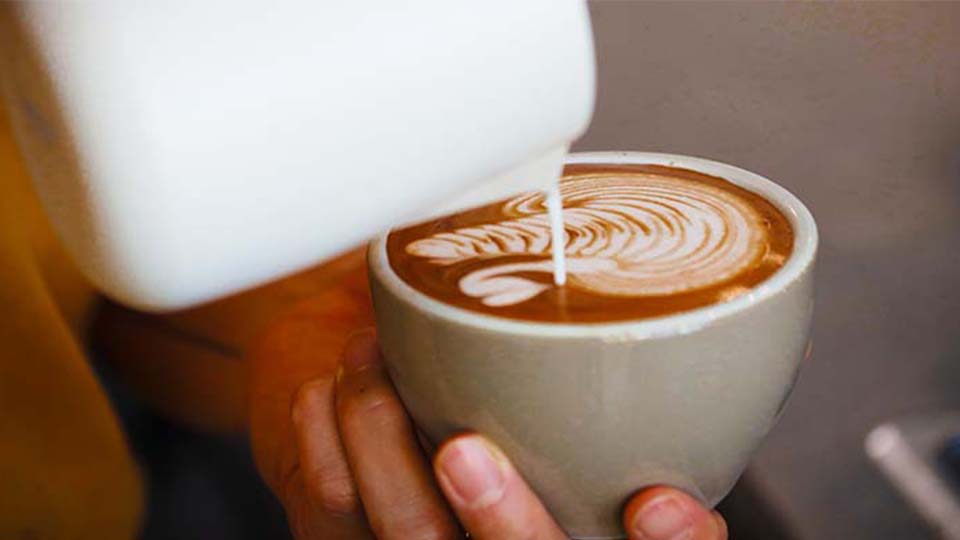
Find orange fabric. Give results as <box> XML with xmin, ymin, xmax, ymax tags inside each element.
<box><xmin>0</xmin><ymin>101</ymin><xmax>143</xmax><ymax>539</ymax></box>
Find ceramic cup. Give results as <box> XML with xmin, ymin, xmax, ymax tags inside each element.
<box><xmin>368</xmin><ymin>152</ymin><xmax>817</xmax><ymax>539</ymax></box>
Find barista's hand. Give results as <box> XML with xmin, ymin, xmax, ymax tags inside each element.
<box><xmin>249</xmin><ymin>266</ymin><xmax>726</xmax><ymax>540</ymax></box>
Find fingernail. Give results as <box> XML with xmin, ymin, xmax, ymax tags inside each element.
<box><xmin>437</xmin><ymin>437</ymin><xmax>507</xmax><ymax>509</ymax></box>
<box><xmin>632</xmin><ymin>494</ymin><xmax>694</xmax><ymax>540</ymax></box>
<box><xmin>340</xmin><ymin>328</ymin><xmax>378</xmax><ymax>374</ymax></box>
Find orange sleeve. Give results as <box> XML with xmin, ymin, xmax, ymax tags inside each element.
<box><xmin>0</xmin><ymin>104</ymin><xmax>143</xmax><ymax>539</ymax></box>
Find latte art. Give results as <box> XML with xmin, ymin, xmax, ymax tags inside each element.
<box><xmin>387</xmin><ymin>164</ymin><xmax>793</xmax><ymax>323</ymax></box>
<box><xmin>407</xmin><ymin>174</ymin><xmax>767</xmax><ymax>307</ymax></box>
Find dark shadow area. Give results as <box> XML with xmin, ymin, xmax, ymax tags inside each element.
<box><xmin>94</xmin><ymin>355</ymin><xmax>291</xmax><ymax>540</ymax></box>
<box><xmin>718</xmin><ymin>477</ymin><xmax>798</xmax><ymax>540</ymax></box>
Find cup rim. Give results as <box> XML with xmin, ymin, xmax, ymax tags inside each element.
<box><xmin>369</xmin><ymin>151</ymin><xmax>818</xmax><ymax>339</ymax></box>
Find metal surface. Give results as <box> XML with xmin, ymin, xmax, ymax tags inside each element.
<box><xmin>579</xmin><ymin>3</ymin><xmax>960</xmax><ymax>539</ymax></box>
<box><xmin>866</xmin><ymin>414</ymin><xmax>960</xmax><ymax>539</ymax></box>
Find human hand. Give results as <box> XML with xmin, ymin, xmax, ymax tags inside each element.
<box><xmin>247</xmin><ymin>255</ymin><xmax>725</xmax><ymax>540</ymax></box>
<box><xmin>253</xmin><ymin>321</ymin><xmax>726</xmax><ymax>540</ymax></box>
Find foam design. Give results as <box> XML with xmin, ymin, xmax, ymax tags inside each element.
<box><xmin>406</xmin><ymin>174</ymin><xmax>766</xmax><ymax>307</ymax></box>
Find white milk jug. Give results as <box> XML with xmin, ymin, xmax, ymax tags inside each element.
<box><xmin>0</xmin><ymin>1</ymin><xmax>595</xmax><ymax>310</ymax></box>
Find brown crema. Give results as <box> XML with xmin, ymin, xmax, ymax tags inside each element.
<box><xmin>386</xmin><ymin>164</ymin><xmax>793</xmax><ymax>323</ymax></box>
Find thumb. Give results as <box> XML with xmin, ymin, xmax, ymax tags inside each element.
<box><xmin>623</xmin><ymin>486</ymin><xmax>727</xmax><ymax>540</ymax></box>
<box><xmin>433</xmin><ymin>434</ymin><xmax>567</xmax><ymax>540</ymax></box>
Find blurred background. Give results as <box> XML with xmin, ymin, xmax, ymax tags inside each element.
<box><xmin>577</xmin><ymin>3</ymin><xmax>960</xmax><ymax>539</ymax></box>
<box><xmin>4</xmin><ymin>2</ymin><xmax>960</xmax><ymax>539</ymax></box>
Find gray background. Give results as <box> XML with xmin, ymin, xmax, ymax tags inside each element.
<box><xmin>576</xmin><ymin>2</ymin><xmax>960</xmax><ymax>539</ymax></box>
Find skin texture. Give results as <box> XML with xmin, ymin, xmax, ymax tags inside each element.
<box><xmin>248</xmin><ymin>262</ymin><xmax>728</xmax><ymax>540</ymax></box>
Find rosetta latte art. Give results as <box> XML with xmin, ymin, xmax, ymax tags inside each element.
<box><xmin>405</xmin><ymin>174</ymin><xmax>768</xmax><ymax>307</ymax></box>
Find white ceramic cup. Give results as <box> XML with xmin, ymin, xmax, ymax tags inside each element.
<box><xmin>368</xmin><ymin>152</ymin><xmax>817</xmax><ymax>539</ymax></box>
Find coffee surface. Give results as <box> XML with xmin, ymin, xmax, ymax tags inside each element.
<box><xmin>387</xmin><ymin>164</ymin><xmax>793</xmax><ymax>323</ymax></box>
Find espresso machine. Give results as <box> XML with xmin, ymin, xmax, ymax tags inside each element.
<box><xmin>0</xmin><ymin>1</ymin><xmax>596</xmax><ymax>310</ymax></box>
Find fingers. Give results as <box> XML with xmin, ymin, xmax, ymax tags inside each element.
<box><xmin>623</xmin><ymin>486</ymin><xmax>727</xmax><ymax>540</ymax></box>
<box><xmin>249</xmin><ymin>287</ymin><xmax>375</xmax><ymax>540</ymax></box>
<box><xmin>291</xmin><ymin>378</ymin><xmax>369</xmax><ymax>539</ymax></box>
<box><xmin>434</xmin><ymin>434</ymin><xmax>567</xmax><ymax>540</ymax></box>
<box><xmin>280</xmin><ymin>472</ymin><xmax>370</xmax><ymax>540</ymax></box>
<box><xmin>335</xmin><ymin>330</ymin><xmax>460</xmax><ymax>540</ymax></box>
<box><xmin>249</xmin><ymin>284</ymin><xmax>373</xmax><ymax>498</ymax></box>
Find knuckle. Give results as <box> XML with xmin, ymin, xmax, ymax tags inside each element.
<box><xmin>298</xmin><ymin>450</ymin><xmax>359</xmax><ymax>517</ymax></box>
<box><xmin>315</xmin><ymin>477</ymin><xmax>360</xmax><ymax>517</ymax></box>
<box><xmin>338</xmin><ymin>376</ymin><xmax>406</xmax><ymax>424</ymax></box>
<box><xmin>291</xmin><ymin>379</ymin><xmax>330</xmax><ymax>425</ymax></box>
